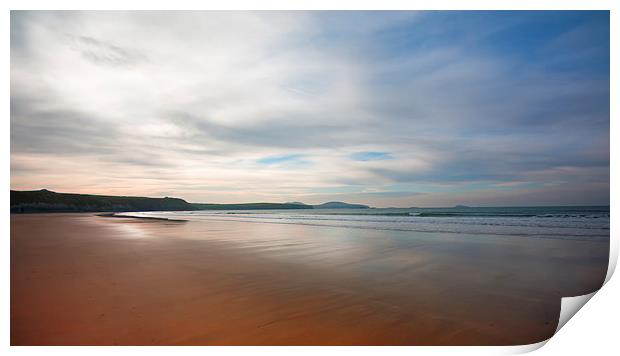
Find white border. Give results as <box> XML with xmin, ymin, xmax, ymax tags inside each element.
<box><xmin>3</xmin><ymin>1</ymin><xmax>617</xmax><ymax>355</ymax></box>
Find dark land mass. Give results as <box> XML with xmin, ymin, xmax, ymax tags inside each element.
<box><xmin>313</xmin><ymin>201</ymin><xmax>370</xmax><ymax>209</ymax></box>
<box><xmin>10</xmin><ymin>189</ymin><xmax>368</xmax><ymax>213</ymax></box>
<box><xmin>11</xmin><ymin>189</ymin><xmax>194</xmax><ymax>213</ymax></box>
<box><xmin>286</xmin><ymin>201</ymin><xmax>371</xmax><ymax>209</ymax></box>
<box><xmin>193</xmin><ymin>203</ymin><xmax>312</xmax><ymax>210</ymax></box>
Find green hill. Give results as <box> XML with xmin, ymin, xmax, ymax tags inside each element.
<box><xmin>10</xmin><ymin>189</ymin><xmax>368</xmax><ymax>213</ymax></box>
<box><xmin>11</xmin><ymin>189</ymin><xmax>313</xmax><ymax>213</ymax></box>
<box><xmin>11</xmin><ymin>189</ymin><xmax>195</xmax><ymax>213</ymax></box>
<box><xmin>313</xmin><ymin>201</ymin><xmax>369</xmax><ymax>209</ymax></box>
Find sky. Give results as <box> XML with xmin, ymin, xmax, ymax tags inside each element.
<box><xmin>10</xmin><ymin>11</ymin><xmax>610</xmax><ymax>207</ymax></box>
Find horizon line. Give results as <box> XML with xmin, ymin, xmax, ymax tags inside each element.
<box><xmin>10</xmin><ymin>188</ymin><xmax>610</xmax><ymax>209</ymax></box>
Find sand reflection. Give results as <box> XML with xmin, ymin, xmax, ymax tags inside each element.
<box><xmin>11</xmin><ymin>214</ymin><xmax>609</xmax><ymax>345</ymax></box>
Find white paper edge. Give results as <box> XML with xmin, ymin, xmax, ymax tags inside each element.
<box><xmin>555</xmin><ymin>292</ymin><xmax>597</xmax><ymax>333</ymax></box>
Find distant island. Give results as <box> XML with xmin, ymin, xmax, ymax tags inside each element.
<box><xmin>313</xmin><ymin>201</ymin><xmax>369</xmax><ymax>209</ymax></box>
<box><xmin>10</xmin><ymin>189</ymin><xmax>370</xmax><ymax>213</ymax></box>
<box><xmin>284</xmin><ymin>201</ymin><xmax>369</xmax><ymax>209</ymax></box>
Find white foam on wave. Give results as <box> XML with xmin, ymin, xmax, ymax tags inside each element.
<box><xmin>122</xmin><ymin>210</ymin><xmax>610</xmax><ymax>242</ymax></box>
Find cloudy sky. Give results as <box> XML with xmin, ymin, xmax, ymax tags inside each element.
<box><xmin>11</xmin><ymin>11</ymin><xmax>609</xmax><ymax>207</ymax></box>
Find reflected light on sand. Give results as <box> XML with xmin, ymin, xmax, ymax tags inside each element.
<box><xmin>100</xmin><ymin>219</ymin><xmax>154</xmax><ymax>240</ymax></box>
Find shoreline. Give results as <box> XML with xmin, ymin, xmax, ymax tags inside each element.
<box><xmin>96</xmin><ymin>212</ymin><xmax>189</xmax><ymax>222</ymax></box>
<box><xmin>116</xmin><ymin>211</ymin><xmax>610</xmax><ymax>243</ymax></box>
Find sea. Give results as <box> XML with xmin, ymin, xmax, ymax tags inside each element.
<box><xmin>122</xmin><ymin>206</ymin><xmax>609</xmax><ymax>242</ymax></box>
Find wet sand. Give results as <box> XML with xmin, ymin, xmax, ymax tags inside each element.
<box><xmin>11</xmin><ymin>213</ymin><xmax>608</xmax><ymax>345</ymax></box>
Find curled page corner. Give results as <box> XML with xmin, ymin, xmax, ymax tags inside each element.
<box><xmin>503</xmin><ymin>291</ymin><xmax>598</xmax><ymax>355</ymax></box>
<box><xmin>512</xmin><ymin>246</ymin><xmax>615</xmax><ymax>353</ymax></box>
<box><xmin>555</xmin><ymin>291</ymin><xmax>597</xmax><ymax>334</ymax></box>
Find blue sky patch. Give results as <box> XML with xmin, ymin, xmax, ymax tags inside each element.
<box><xmin>351</xmin><ymin>152</ymin><xmax>393</xmax><ymax>161</ymax></box>
<box><xmin>258</xmin><ymin>154</ymin><xmax>306</xmax><ymax>166</ymax></box>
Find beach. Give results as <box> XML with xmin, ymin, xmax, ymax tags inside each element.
<box><xmin>11</xmin><ymin>213</ymin><xmax>608</xmax><ymax>346</ymax></box>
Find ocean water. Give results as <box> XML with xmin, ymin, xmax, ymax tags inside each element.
<box><xmin>123</xmin><ymin>206</ymin><xmax>609</xmax><ymax>242</ymax></box>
